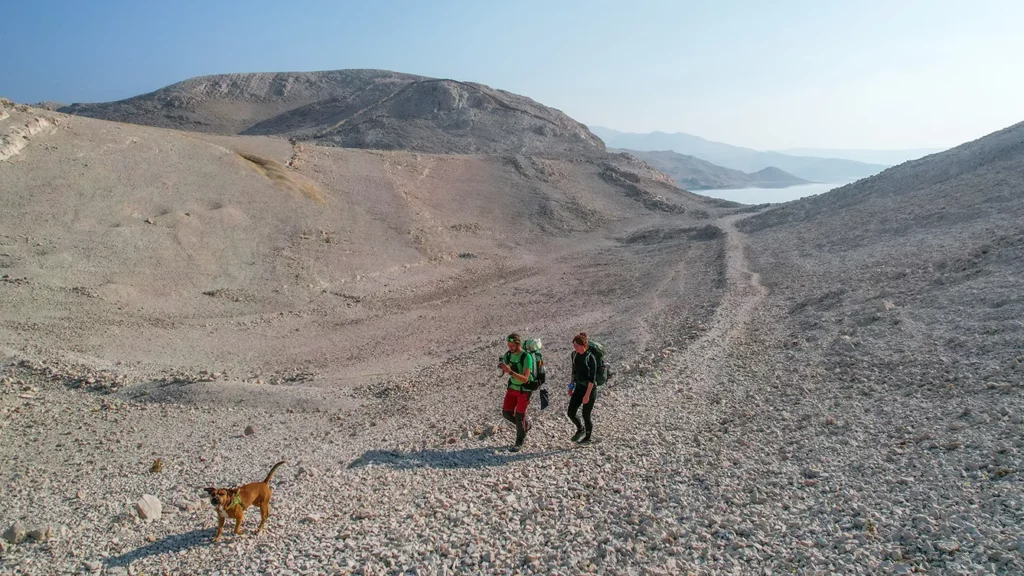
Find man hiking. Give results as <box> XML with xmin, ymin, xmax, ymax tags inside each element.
<box><xmin>499</xmin><ymin>333</ymin><xmax>534</xmax><ymax>452</ymax></box>
<box><xmin>567</xmin><ymin>332</ymin><xmax>598</xmax><ymax>443</ymax></box>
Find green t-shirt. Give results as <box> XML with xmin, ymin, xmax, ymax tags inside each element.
<box><xmin>504</xmin><ymin>350</ymin><xmax>535</xmax><ymax>389</ymax></box>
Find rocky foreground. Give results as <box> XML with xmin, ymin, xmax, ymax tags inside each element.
<box><xmin>2</xmin><ymin>216</ymin><xmax>1022</xmax><ymax>576</ymax></box>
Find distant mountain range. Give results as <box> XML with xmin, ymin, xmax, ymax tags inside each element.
<box><xmin>591</xmin><ymin>127</ymin><xmax>888</xmax><ymax>182</ymax></box>
<box><xmin>775</xmin><ymin>147</ymin><xmax>946</xmax><ymax>166</ymax></box>
<box><xmin>613</xmin><ymin>149</ymin><xmax>808</xmax><ymax>190</ymax></box>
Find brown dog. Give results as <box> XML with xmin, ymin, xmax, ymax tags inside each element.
<box><xmin>204</xmin><ymin>461</ymin><xmax>285</xmax><ymax>541</ymax></box>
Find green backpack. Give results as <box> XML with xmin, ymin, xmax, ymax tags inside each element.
<box><xmin>504</xmin><ymin>338</ymin><xmax>545</xmax><ymax>391</ymax></box>
<box><xmin>588</xmin><ymin>340</ymin><xmax>609</xmax><ymax>386</ymax></box>
<box><xmin>523</xmin><ymin>338</ymin><xmax>546</xmax><ymax>387</ymax></box>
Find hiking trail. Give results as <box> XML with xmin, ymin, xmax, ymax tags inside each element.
<box><xmin>573</xmin><ymin>212</ymin><xmax>769</xmax><ymax>443</ymax></box>
<box><xmin>666</xmin><ymin>213</ymin><xmax>769</xmax><ymax>397</ymax></box>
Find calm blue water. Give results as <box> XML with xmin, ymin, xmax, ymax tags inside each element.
<box><xmin>697</xmin><ymin>181</ymin><xmax>854</xmax><ymax>205</ymax></box>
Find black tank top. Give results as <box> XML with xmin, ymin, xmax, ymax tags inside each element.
<box><xmin>571</xmin><ymin>350</ymin><xmax>597</xmax><ymax>385</ymax></box>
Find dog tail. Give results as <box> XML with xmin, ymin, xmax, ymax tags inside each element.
<box><xmin>263</xmin><ymin>461</ymin><xmax>286</xmax><ymax>485</ymax></box>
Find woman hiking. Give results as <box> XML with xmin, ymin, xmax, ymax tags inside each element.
<box><xmin>567</xmin><ymin>332</ymin><xmax>598</xmax><ymax>443</ymax></box>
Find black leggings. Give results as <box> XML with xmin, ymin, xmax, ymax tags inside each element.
<box><xmin>502</xmin><ymin>411</ymin><xmax>529</xmax><ymax>445</ymax></box>
<box><xmin>567</xmin><ymin>388</ymin><xmax>596</xmax><ymax>436</ymax></box>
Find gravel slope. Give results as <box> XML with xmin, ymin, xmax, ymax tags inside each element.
<box><xmin>2</xmin><ymin>101</ymin><xmax>1023</xmax><ymax>575</ymax></box>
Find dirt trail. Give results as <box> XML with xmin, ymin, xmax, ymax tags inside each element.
<box><xmin>666</xmin><ymin>214</ymin><xmax>769</xmax><ymax>396</ymax></box>
<box><xmin>552</xmin><ymin>211</ymin><xmax>767</xmax><ymax>447</ymax></box>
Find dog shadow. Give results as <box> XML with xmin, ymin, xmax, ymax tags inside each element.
<box><xmin>105</xmin><ymin>528</ymin><xmax>212</xmax><ymax>568</ymax></box>
<box><xmin>348</xmin><ymin>446</ymin><xmax>564</xmax><ymax>470</ymax></box>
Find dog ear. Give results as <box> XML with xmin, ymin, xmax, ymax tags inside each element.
<box><xmin>203</xmin><ymin>487</ymin><xmax>216</xmax><ymax>495</ymax></box>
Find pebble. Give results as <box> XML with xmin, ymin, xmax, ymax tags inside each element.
<box><xmin>2</xmin><ymin>521</ymin><xmax>25</xmax><ymax>544</ymax></box>
<box><xmin>26</xmin><ymin>525</ymin><xmax>52</xmax><ymax>542</ymax></box>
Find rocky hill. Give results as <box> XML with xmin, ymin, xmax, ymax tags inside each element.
<box><xmin>740</xmin><ymin>120</ymin><xmax>1024</xmax><ymax>234</ymax></box>
<box><xmin>61</xmin><ymin>70</ymin><xmax>423</xmax><ymax>134</ymax></box>
<box><xmin>615</xmin><ymin>148</ymin><xmax>808</xmax><ymax>189</ymax></box>
<box><xmin>60</xmin><ymin>70</ymin><xmax>605</xmax><ymax>156</ymax></box>
<box><xmin>730</xmin><ymin>119</ymin><xmax>1024</xmax><ymax>574</ymax></box>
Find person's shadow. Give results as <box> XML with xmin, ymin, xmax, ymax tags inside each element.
<box><xmin>105</xmin><ymin>528</ymin><xmax>211</xmax><ymax>568</ymax></box>
<box><xmin>348</xmin><ymin>446</ymin><xmax>565</xmax><ymax>470</ymax></box>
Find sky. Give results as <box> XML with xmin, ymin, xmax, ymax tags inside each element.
<box><xmin>2</xmin><ymin>0</ymin><xmax>1022</xmax><ymax>150</ymax></box>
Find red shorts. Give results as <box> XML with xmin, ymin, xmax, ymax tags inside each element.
<box><xmin>502</xmin><ymin>388</ymin><xmax>531</xmax><ymax>414</ymax></box>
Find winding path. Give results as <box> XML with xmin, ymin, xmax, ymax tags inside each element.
<box><xmin>664</xmin><ymin>214</ymin><xmax>769</xmax><ymax>396</ymax></box>
<box><xmin>577</xmin><ymin>212</ymin><xmax>769</xmax><ymax>443</ymax></box>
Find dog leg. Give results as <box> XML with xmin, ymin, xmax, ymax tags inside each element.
<box><xmin>213</xmin><ymin>515</ymin><xmax>225</xmax><ymax>542</ymax></box>
<box><xmin>234</xmin><ymin>512</ymin><xmax>245</xmax><ymax>535</ymax></box>
<box><xmin>257</xmin><ymin>501</ymin><xmax>270</xmax><ymax>534</ymax></box>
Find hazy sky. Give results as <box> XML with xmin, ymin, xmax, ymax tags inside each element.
<box><xmin>3</xmin><ymin>0</ymin><xmax>1022</xmax><ymax>150</ymax></box>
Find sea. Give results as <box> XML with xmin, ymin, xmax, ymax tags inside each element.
<box><xmin>696</xmin><ymin>180</ymin><xmax>857</xmax><ymax>205</ymax></box>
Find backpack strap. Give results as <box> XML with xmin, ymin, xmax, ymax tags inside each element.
<box><xmin>506</xmin><ymin>350</ymin><xmax>534</xmax><ymax>386</ymax></box>
<box><xmin>586</xmin><ymin>351</ymin><xmax>598</xmax><ymax>382</ymax></box>
<box><xmin>520</xmin><ymin>350</ymin><xmax>534</xmax><ymax>382</ymax></box>
<box><xmin>570</xmin><ymin>350</ymin><xmax>595</xmax><ymax>380</ymax></box>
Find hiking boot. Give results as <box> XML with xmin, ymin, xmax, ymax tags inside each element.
<box><xmin>577</xmin><ymin>435</ymin><xmax>592</xmax><ymax>445</ymax></box>
<box><xmin>571</xmin><ymin>429</ymin><xmax>585</xmax><ymax>443</ymax></box>
<box><xmin>509</xmin><ymin>444</ymin><xmax>523</xmax><ymax>453</ymax></box>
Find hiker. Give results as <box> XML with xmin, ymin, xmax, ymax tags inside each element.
<box><xmin>567</xmin><ymin>332</ymin><xmax>598</xmax><ymax>443</ymax></box>
<box><xmin>499</xmin><ymin>333</ymin><xmax>534</xmax><ymax>452</ymax></box>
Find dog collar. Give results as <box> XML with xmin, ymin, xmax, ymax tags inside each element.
<box><xmin>225</xmin><ymin>494</ymin><xmax>242</xmax><ymax>510</ymax></box>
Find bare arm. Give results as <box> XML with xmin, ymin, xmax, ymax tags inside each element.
<box><xmin>501</xmin><ymin>355</ymin><xmax>532</xmax><ymax>384</ymax></box>
<box><xmin>511</xmin><ymin>367</ymin><xmax>531</xmax><ymax>384</ymax></box>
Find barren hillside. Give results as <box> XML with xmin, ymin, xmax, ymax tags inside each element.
<box><xmin>0</xmin><ymin>100</ymin><xmax>727</xmax><ymax>409</ymax></box>
<box><xmin>738</xmin><ymin>118</ymin><xmax>1024</xmax><ymax>421</ymax></box>
<box><xmin>60</xmin><ymin>70</ymin><xmax>604</xmax><ymax>157</ymax></box>
<box><xmin>60</xmin><ymin>70</ymin><xmax>425</xmax><ymax>135</ymax></box>
<box><xmin>733</xmin><ymin>119</ymin><xmax>1024</xmax><ymax>573</ymax></box>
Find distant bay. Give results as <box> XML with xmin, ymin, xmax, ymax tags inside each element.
<box><xmin>696</xmin><ymin>180</ymin><xmax>856</xmax><ymax>204</ymax></box>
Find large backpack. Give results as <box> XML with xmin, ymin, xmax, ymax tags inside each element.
<box><xmin>504</xmin><ymin>338</ymin><xmax>545</xmax><ymax>392</ymax></box>
<box><xmin>588</xmin><ymin>340</ymin><xmax>609</xmax><ymax>386</ymax></box>
<box><xmin>570</xmin><ymin>340</ymin><xmax>610</xmax><ymax>386</ymax></box>
<box><xmin>523</xmin><ymin>338</ymin><xmax>546</xmax><ymax>386</ymax></box>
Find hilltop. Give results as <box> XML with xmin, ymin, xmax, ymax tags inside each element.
<box><xmin>60</xmin><ymin>70</ymin><xmax>604</xmax><ymax>157</ymax></box>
